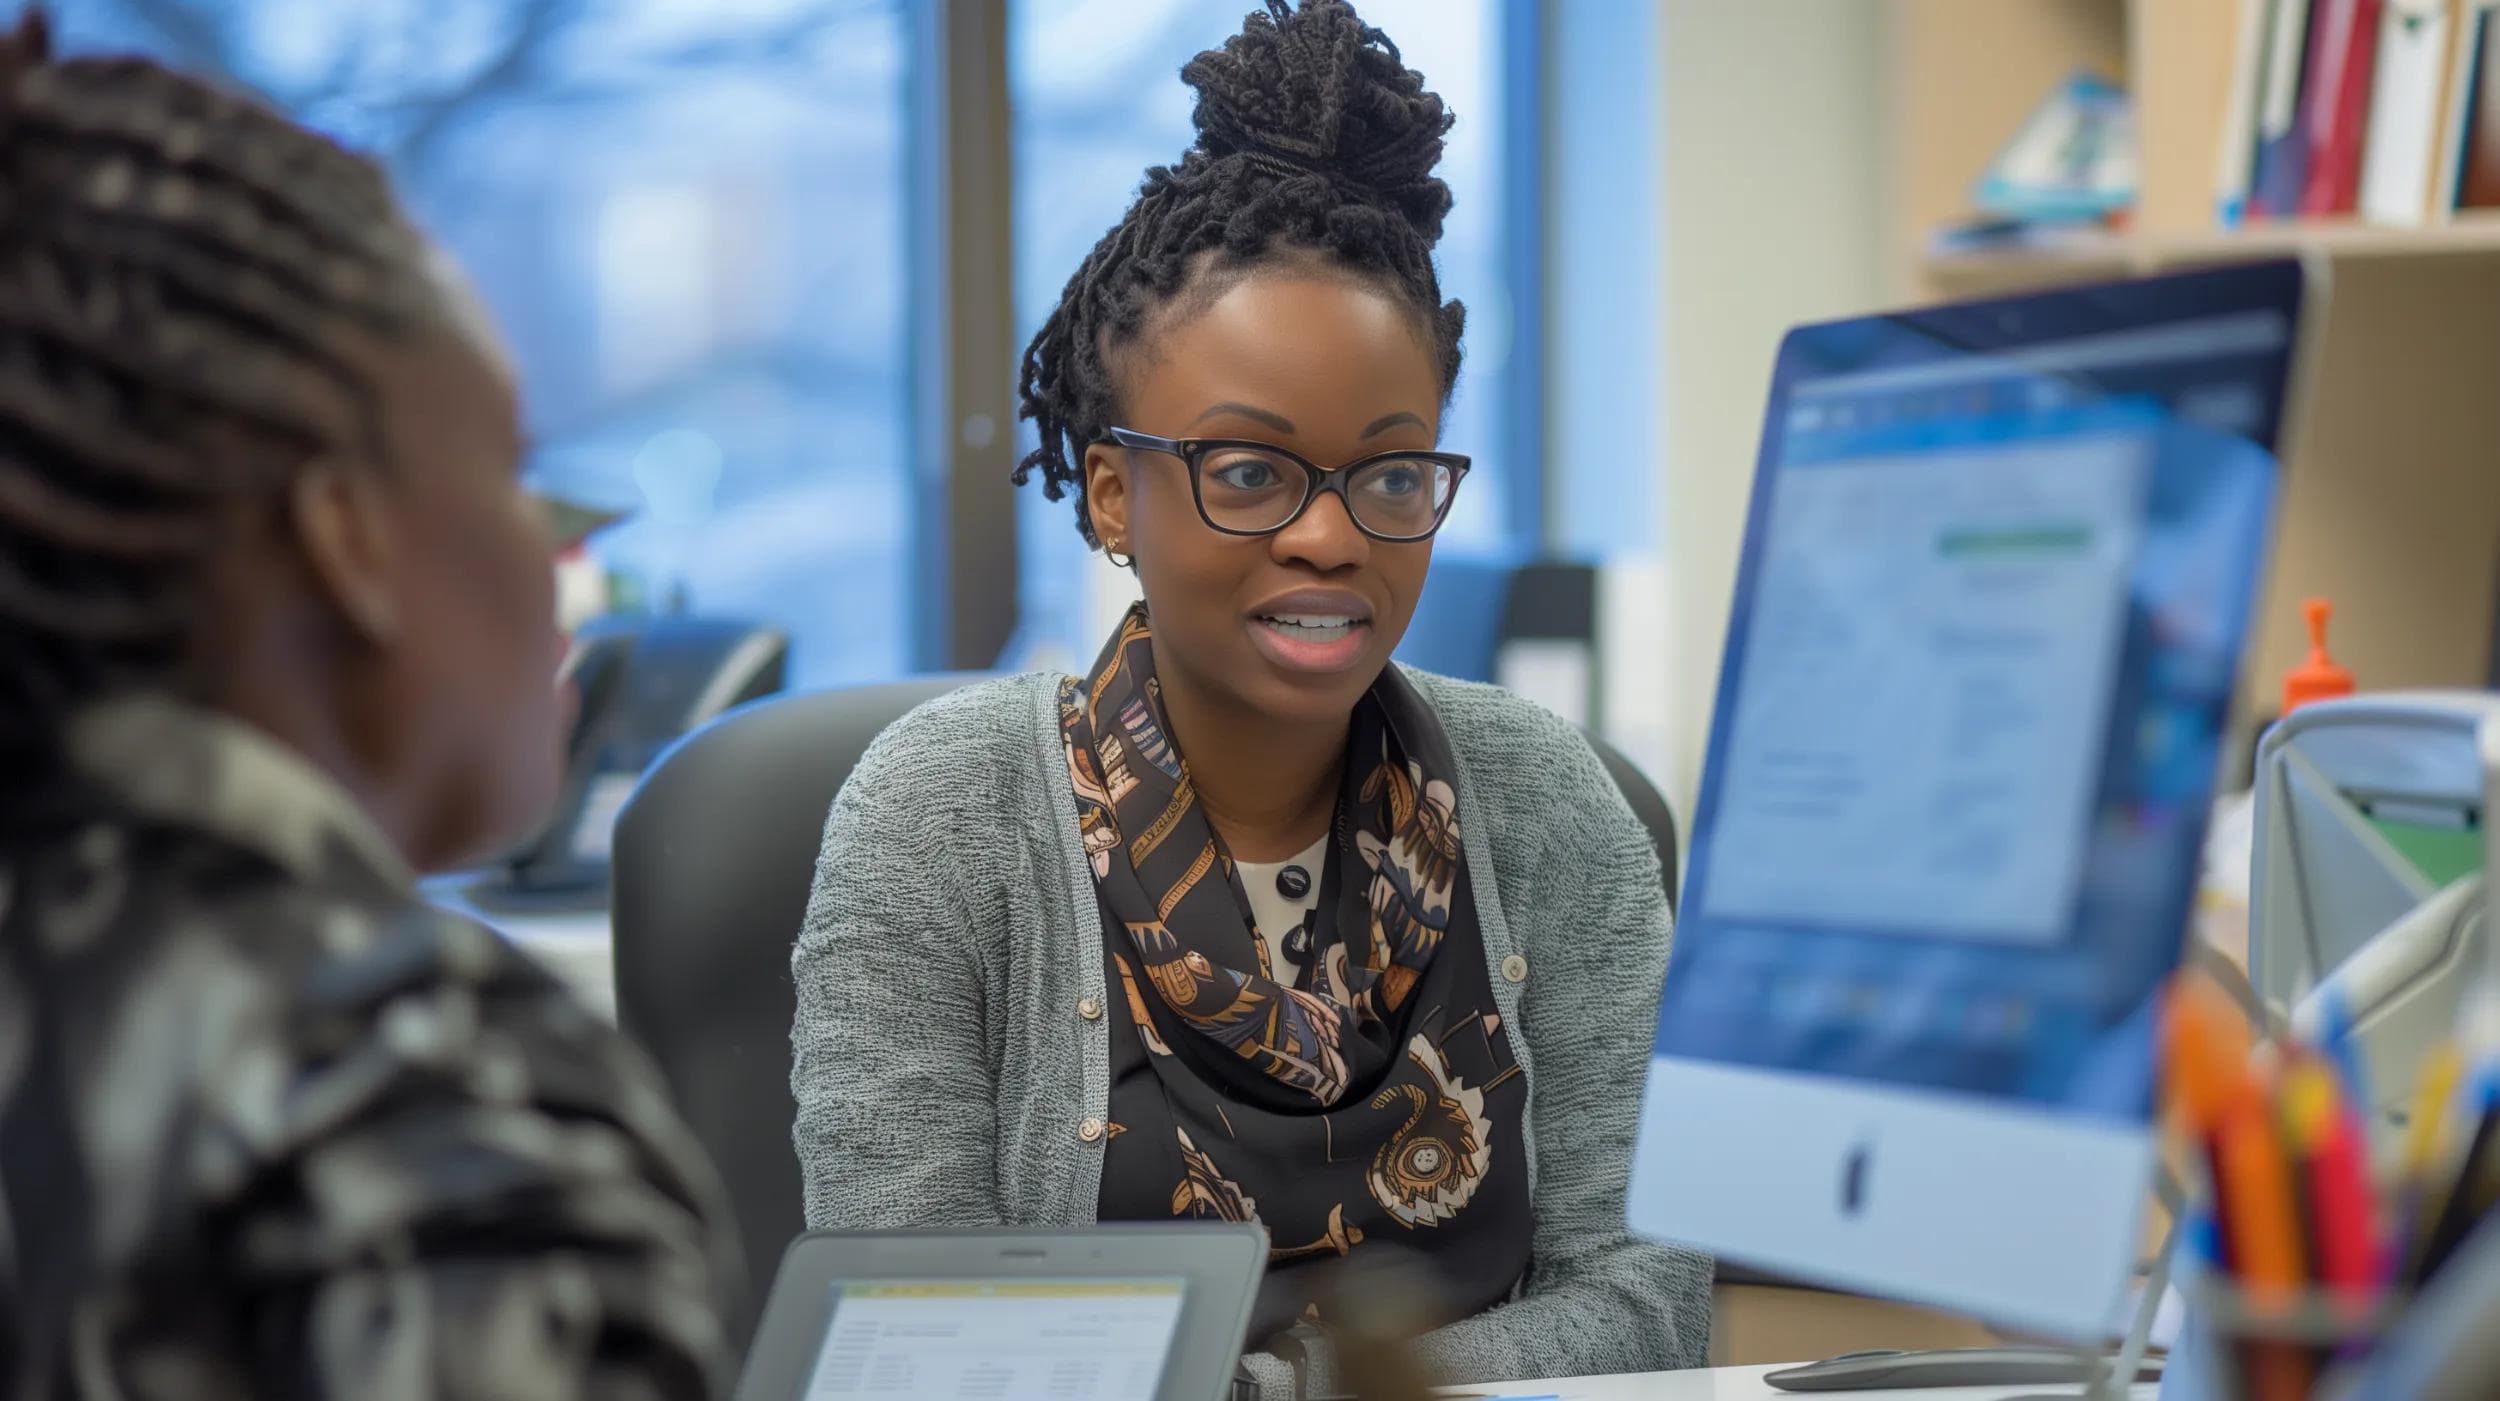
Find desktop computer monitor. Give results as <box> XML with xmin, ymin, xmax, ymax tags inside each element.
<box><xmin>1628</xmin><ymin>259</ymin><xmax>2322</xmax><ymax>1338</ymax></box>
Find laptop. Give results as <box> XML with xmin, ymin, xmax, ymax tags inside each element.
<box><xmin>734</xmin><ymin>1225</ymin><xmax>1267</xmax><ymax>1401</ymax></box>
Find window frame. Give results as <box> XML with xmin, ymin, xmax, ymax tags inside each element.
<box><xmin>908</xmin><ymin>0</ymin><xmax>1023</xmax><ymax>672</ymax></box>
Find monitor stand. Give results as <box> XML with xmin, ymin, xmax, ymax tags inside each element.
<box><xmin>1768</xmin><ymin>1168</ymin><xmax>2178</xmax><ymax>1397</ymax></box>
<box><xmin>2002</xmin><ymin>1235</ymin><xmax>2170</xmax><ymax>1400</ymax></box>
<box><xmin>2003</xmin><ymin>1163</ymin><xmax>2179</xmax><ymax>1401</ymax></box>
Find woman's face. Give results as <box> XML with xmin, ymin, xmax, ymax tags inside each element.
<box><xmin>1085</xmin><ymin>272</ymin><xmax>1444</xmax><ymax>731</ymax></box>
<box><xmin>351</xmin><ymin>269</ymin><xmax>565</xmax><ymax>870</ymax></box>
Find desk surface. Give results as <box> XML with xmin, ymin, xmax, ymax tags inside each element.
<box><xmin>1444</xmin><ymin>1363</ymin><xmax>2159</xmax><ymax>1400</ymax></box>
<box><xmin>425</xmin><ymin>882</ymin><xmax>617</xmax><ymax>1019</ymax></box>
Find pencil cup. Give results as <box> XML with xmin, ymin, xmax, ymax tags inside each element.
<box><xmin>2162</xmin><ymin>1272</ymin><xmax>2402</xmax><ymax>1401</ymax></box>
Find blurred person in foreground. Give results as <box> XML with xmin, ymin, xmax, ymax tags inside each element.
<box><xmin>0</xmin><ymin>10</ymin><xmax>735</xmax><ymax>1397</ymax></box>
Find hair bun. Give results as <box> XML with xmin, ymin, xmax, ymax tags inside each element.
<box><xmin>1181</xmin><ymin>0</ymin><xmax>1454</xmax><ymax>243</ymax></box>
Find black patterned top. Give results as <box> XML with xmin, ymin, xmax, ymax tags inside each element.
<box><xmin>1064</xmin><ymin>610</ymin><xmax>1531</xmax><ymax>1347</ymax></box>
<box><xmin>0</xmin><ymin>697</ymin><xmax>738</xmax><ymax>1399</ymax></box>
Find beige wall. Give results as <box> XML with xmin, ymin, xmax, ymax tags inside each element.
<box><xmin>1656</xmin><ymin>0</ymin><xmax>1894</xmax><ymax>821</ymax></box>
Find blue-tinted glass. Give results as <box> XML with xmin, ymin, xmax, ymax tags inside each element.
<box><xmin>52</xmin><ymin>0</ymin><xmax>912</xmax><ymax>688</ymax></box>
<box><xmin>1006</xmin><ymin>0</ymin><xmax>1512</xmax><ymax>667</ymax></box>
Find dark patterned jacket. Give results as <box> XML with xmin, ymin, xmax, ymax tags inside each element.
<box><xmin>0</xmin><ymin>697</ymin><xmax>737</xmax><ymax>1399</ymax></box>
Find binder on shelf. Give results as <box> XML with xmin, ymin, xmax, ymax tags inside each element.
<box><xmin>2360</xmin><ymin>0</ymin><xmax>2461</xmax><ymax>225</ymax></box>
<box><xmin>2221</xmin><ymin>0</ymin><xmax>2284</xmax><ymax>226</ymax></box>
<box><xmin>2299</xmin><ymin>0</ymin><xmax>2388</xmax><ymax>214</ymax></box>
<box><xmin>2255</xmin><ymin>0</ymin><xmax>2322</xmax><ymax>216</ymax></box>
<box><xmin>2451</xmin><ymin>1</ymin><xmax>2500</xmax><ymax>207</ymax></box>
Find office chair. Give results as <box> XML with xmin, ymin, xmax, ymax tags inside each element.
<box><xmin>1592</xmin><ymin>738</ymin><xmax>1677</xmax><ymax>914</ymax></box>
<box><xmin>609</xmin><ymin>674</ymin><xmax>1678</xmax><ymax>1348</ymax></box>
<box><xmin>610</xmin><ymin>674</ymin><xmax>973</xmax><ymax>1345</ymax></box>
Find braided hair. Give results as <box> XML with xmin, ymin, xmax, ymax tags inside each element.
<box><xmin>0</xmin><ymin>7</ymin><xmax>446</xmax><ymax>764</ymax></box>
<box><xmin>1014</xmin><ymin>0</ymin><xmax>1464</xmax><ymax>547</ymax></box>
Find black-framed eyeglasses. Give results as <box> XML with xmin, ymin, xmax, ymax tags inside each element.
<box><xmin>1103</xmin><ymin>427</ymin><xmax>1470</xmax><ymax>543</ymax></box>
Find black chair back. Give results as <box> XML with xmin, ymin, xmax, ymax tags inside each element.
<box><xmin>610</xmin><ymin>676</ymin><xmax>1678</xmax><ymax>1345</ymax></box>
<box><xmin>1591</xmin><ymin>738</ymin><xmax>1678</xmax><ymax>914</ymax></box>
<box><xmin>611</xmin><ymin>676</ymin><xmax>971</xmax><ymax>1345</ymax></box>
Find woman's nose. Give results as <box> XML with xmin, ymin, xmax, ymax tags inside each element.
<box><xmin>1269</xmin><ymin>489</ymin><xmax>1370</xmax><ymax>572</ymax></box>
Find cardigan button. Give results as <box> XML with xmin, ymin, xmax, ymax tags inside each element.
<box><xmin>1500</xmin><ymin>954</ymin><xmax>1529</xmax><ymax>984</ymax></box>
<box><xmin>1078</xmin><ymin>996</ymin><xmax>1104</xmax><ymax>1022</ymax></box>
<box><xmin>1078</xmin><ymin>1117</ymin><xmax>1106</xmax><ymax>1144</ymax></box>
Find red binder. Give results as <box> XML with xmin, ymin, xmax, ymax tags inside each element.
<box><xmin>2300</xmin><ymin>0</ymin><xmax>2389</xmax><ymax>214</ymax></box>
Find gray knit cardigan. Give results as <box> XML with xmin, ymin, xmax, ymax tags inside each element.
<box><xmin>791</xmin><ymin>669</ymin><xmax>1711</xmax><ymax>1394</ymax></box>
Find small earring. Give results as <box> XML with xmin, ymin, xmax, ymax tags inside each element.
<box><xmin>1104</xmin><ymin>538</ymin><xmax>1134</xmax><ymax>569</ymax></box>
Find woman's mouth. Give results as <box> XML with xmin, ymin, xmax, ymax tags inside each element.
<box><xmin>1259</xmin><ymin>613</ymin><xmax>1359</xmax><ymax>641</ymax></box>
<box><xmin>1247</xmin><ymin>613</ymin><xmax>1374</xmax><ymax>673</ymax></box>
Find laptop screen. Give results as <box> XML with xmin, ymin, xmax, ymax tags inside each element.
<box><xmin>1658</xmin><ymin>265</ymin><xmax>2302</xmax><ymax>1119</ymax></box>
<box><xmin>799</xmin><ymin>1278</ymin><xmax>1188</xmax><ymax>1400</ymax></box>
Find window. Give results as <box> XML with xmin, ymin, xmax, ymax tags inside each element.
<box><xmin>55</xmin><ymin>0</ymin><xmax>913</xmax><ymax>688</ymax></box>
<box><xmin>1006</xmin><ymin>0</ymin><xmax>1526</xmax><ymax>668</ymax></box>
<box><xmin>54</xmin><ymin>0</ymin><xmax>1556</xmax><ymax>688</ymax></box>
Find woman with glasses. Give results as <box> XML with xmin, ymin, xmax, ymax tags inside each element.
<box><xmin>792</xmin><ymin>2</ymin><xmax>1707</xmax><ymax>1392</ymax></box>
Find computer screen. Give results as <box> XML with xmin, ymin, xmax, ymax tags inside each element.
<box><xmin>1658</xmin><ymin>275</ymin><xmax>2299</xmax><ymax>1120</ymax></box>
<box><xmin>799</xmin><ymin>1278</ymin><xmax>1188</xmax><ymax>1400</ymax></box>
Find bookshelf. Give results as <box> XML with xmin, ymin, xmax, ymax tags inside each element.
<box><xmin>1924</xmin><ymin>214</ymin><xmax>2500</xmax><ymax>294</ymax></box>
<box><xmin>1885</xmin><ymin>0</ymin><xmax>2500</xmax><ymax>733</ymax></box>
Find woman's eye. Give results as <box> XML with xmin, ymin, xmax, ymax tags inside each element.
<box><xmin>1374</xmin><ymin>465</ymin><xmax>1422</xmax><ymax>496</ymax></box>
<box><xmin>1211</xmin><ymin>459</ymin><xmax>1282</xmax><ymax>491</ymax></box>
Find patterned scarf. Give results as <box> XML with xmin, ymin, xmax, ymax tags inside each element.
<box><xmin>1063</xmin><ymin>605</ymin><xmax>1528</xmax><ymax>1338</ymax></box>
